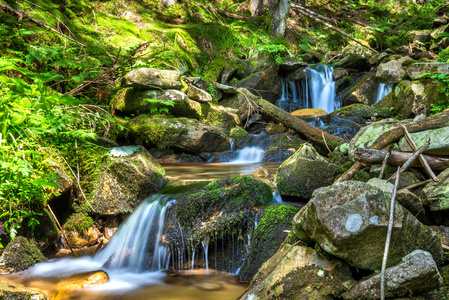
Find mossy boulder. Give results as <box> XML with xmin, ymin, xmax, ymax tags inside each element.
<box><xmin>406</xmin><ymin>62</ymin><xmax>449</xmax><ymax>80</ymax></box>
<box><xmin>375</xmin><ymin>79</ymin><xmax>445</xmax><ymax>118</ymax></box>
<box><xmin>127</xmin><ymin>116</ymin><xmax>229</xmax><ymax>153</ymax></box>
<box><xmin>0</xmin><ymin>236</ymin><xmax>46</xmax><ymax>273</ymax></box>
<box><xmin>343</xmin><ymin>250</ymin><xmax>442</xmax><ymax>299</ymax></box>
<box><xmin>90</xmin><ymin>147</ymin><xmax>166</xmax><ymax>215</ymax></box>
<box><xmin>398</xmin><ymin>126</ymin><xmax>449</xmax><ymax>155</ymax></box>
<box><xmin>111</xmin><ymin>88</ymin><xmax>202</xmax><ymax>119</ymax></box>
<box><xmin>263</xmin><ymin>134</ymin><xmax>303</xmax><ymax>162</ymax></box>
<box><xmin>334</xmin><ymin>46</ymin><xmax>370</xmax><ymax>71</ymax></box>
<box><xmin>0</xmin><ymin>278</ymin><xmax>47</xmax><ymax>300</ymax></box>
<box><xmin>200</xmin><ymin>103</ymin><xmax>240</xmax><ymax>132</ymax></box>
<box><xmin>187</xmin><ymin>83</ymin><xmax>213</xmax><ymax>102</ymax></box>
<box><xmin>292</xmin><ymin>181</ymin><xmax>442</xmax><ymax>271</ymax></box>
<box><xmin>422</xmin><ymin>168</ymin><xmax>449</xmax><ymax>211</ymax></box>
<box><xmin>123</xmin><ymin>68</ymin><xmax>182</xmax><ymax>90</ymax></box>
<box><xmin>220</xmin><ymin>88</ymin><xmax>259</xmax><ymax>122</ymax></box>
<box><xmin>238</xmin><ymin>205</ymin><xmax>300</xmax><ymax>281</ymax></box>
<box><xmin>406</xmin><ymin>30</ymin><xmax>432</xmax><ymax>43</ymax></box>
<box><xmin>239</xmin><ymin>244</ymin><xmax>353</xmax><ymax>300</ymax></box>
<box><xmin>340</xmin><ymin>73</ymin><xmax>380</xmax><ymax>106</ymax></box>
<box><xmin>276</xmin><ymin>144</ymin><xmax>338</xmax><ymax>199</ymax></box>
<box><xmin>348</xmin><ymin>119</ymin><xmax>410</xmax><ymax>159</ymax></box>
<box><xmin>330</xmin><ymin>103</ymin><xmax>392</xmax><ymax>120</ymax></box>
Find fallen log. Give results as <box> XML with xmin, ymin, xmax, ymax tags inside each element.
<box><xmin>334</xmin><ymin>109</ymin><xmax>449</xmax><ymax>183</ymax></box>
<box><xmin>239</xmin><ymin>88</ymin><xmax>344</xmax><ymax>151</ymax></box>
<box><xmin>354</xmin><ymin>148</ymin><xmax>449</xmax><ymax>170</ymax></box>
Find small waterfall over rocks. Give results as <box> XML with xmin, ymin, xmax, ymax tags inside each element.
<box><xmin>278</xmin><ymin>65</ymin><xmax>339</xmax><ymax>113</ymax></box>
<box><xmin>376</xmin><ymin>83</ymin><xmax>393</xmax><ymax>102</ymax></box>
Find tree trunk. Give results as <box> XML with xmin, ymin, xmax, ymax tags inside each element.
<box><xmin>250</xmin><ymin>0</ymin><xmax>263</xmax><ymax>16</ymax></box>
<box><xmin>240</xmin><ymin>89</ymin><xmax>344</xmax><ymax>152</ymax></box>
<box><xmin>354</xmin><ymin>148</ymin><xmax>449</xmax><ymax>170</ymax></box>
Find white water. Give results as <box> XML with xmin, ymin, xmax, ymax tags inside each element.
<box><xmin>27</xmin><ymin>194</ymin><xmax>175</xmax><ymax>289</ymax></box>
<box><xmin>376</xmin><ymin>83</ymin><xmax>393</xmax><ymax>102</ymax></box>
<box><xmin>228</xmin><ymin>131</ymin><xmax>267</xmax><ymax>164</ymax></box>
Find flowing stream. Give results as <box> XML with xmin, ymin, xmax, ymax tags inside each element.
<box><xmin>376</xmin><ymin>83</ymin><xmax>393</xmax><ymax>102</ymax></box>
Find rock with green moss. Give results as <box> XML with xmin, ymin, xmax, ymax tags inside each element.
<box><xmin>334</xmin><ymin>46</ymin><xmax>370</xmax><ymax>71</ymax></box>
<box><xmin>220</xmin><ymin>88</ymin><xmax>258</xmax><ymax>122</ymax></box>
<box><xmin>422</xmin><ymin>168</ymin><xmax>449</xmax><ymax>211</ymax></box>
<box><xmin>348</xmin><ymin>119</ymin><xmax>410</xmax><ymax>158</ymax></box>
<box><xmin>239</xmin><ymin>244</ymin><xmax>353</xmax><ymax>300</ymax></box>
<box><xmin>331</xmin><ymin>103</ymin><xmax>391</xmax><ymax>120</ymax></box>
<box><xmin>238</xmin><ymin>205</ymin><xmax>300</xmax><ymax>281</ymax></box>
<box><xmin>340</xmin><ymin>73</ymin><xmax>380</xmax><ymax>106</ymax></box>
<box><xmin>0</xmin><ymin>278</ymin><xmax>47</xmax><ymax>299</ymax></box>
<box><xmin>25</xmin><ymin>208</ymin><xmax>60</xmax><ymax>250</ymax></box>
<box><xmin>90</xmin><ymin>147</ymin><xmax>166</xmax><ymax>215</ymax></box>
<box><xmin>375</xmin><ymin>79</ymin><xmax>444</xmax><ymax>118</ymax></box>
<box><xmin>406</xmin><ymin>62</ymin><xmax>449</xmax><ymax>80</ymax></box>
<box><xmin>124</xmin><ymin>68</ymin><xmax>182</xmax><ymax>90</ymax></box>
<box><xmin>376</xmin><ymin>56</ymin><xmax>413</xmax><ymax>83</ymax></box>
<box><xmin>0</xmin><ymin>236</ymin><xmax>46</xmax><ymax>273</ymax></box>
<box><xmin>343</xmin><ymin>250</ymin><xmax>442</xmax><ymax>299</ymax></box>
<box><xmin>263</xmin><ymin>134</ymin><xmax>303</xmax><ymax>162</ymax></box>
<box><xmin>276</xmin><ymin>144</ymin><xmax>338</xmax><ymax>199</ymax></box>
<box><xmin>111</xmin><ymin>88</ymin><xmax>202</xmax><ymax>119</ymax></box>
<box><xmin>398</xmin><ymin>126</ymin><xmax>449</xmax><ymax>155</ymax></box>
<box><xmin>292</xmin><ymin>181</ymin><xmax>442</xmax><ymax>271</ymax></box>
<box><xmin>187</xmin><ymin>83</ymin><xmax>212</xmax><ymax>102</ymax></box>
<box><xmin>127</xmin><ymin>116</ymin><xmax>229</xmax><ymax>153</ymax></box>
<box><xmin>200</xmin><ymin>103</ymin><xmax>240</xmax><ymax>132</ymax></box>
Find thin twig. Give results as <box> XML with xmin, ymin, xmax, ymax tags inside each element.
<box><xmin>47</xmin><ymin>204</ymin><xmax>74</xmax><ymax>254</ymax></box>
<box><xmin>322</xmin><ymin>131</ymin><xmax>331</xmax><ymax>153</ymax></box>
<box><xmin>381</xmin><ymin>166</ymin><xmax>400</xmax><ymax>300</ymax></box>
<box><xmin>387</xmin><ymin>140</ymin><xmax>430</xmax><ymax>182</ymax></box>
<box><xmin>403</xmin><ymin>179</ymin><xmax>433</xmax><ymax>190</ymax></box>
<box><xmin>379</xmin><ymin>146</ymin><xmax>392</xmax><ymax>179</ymax></box>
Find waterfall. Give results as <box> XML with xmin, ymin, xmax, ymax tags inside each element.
<box><xmin>94</xmin><ymin>195</ymin><xmax>175</xmax><ymax>272</ymax></box>
<box><xmin>278</xmin><ymin>65</ymin><xmax>338</xmax><ymax>113</ymax></box>
<box><xmin>228</xmin><ymin>131</ymin><xmax>267</xmax><ymax>164</ymax></box>
<box><xmin>376</xmin><ymin>83</ymin><xmax>393</xmax><ymax>102</ymax></box>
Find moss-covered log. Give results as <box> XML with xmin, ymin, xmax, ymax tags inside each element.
<box><xmin>240</xmin><ymin>89</ymin><xmax>344</xmax><ymax>152</ymax></box>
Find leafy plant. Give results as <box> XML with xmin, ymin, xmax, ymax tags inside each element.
<box><xmin>143</xmin><ymin>98</ymin><xmax>175</xmax><ymax>115</ymax></box>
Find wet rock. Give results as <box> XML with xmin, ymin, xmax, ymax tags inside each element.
<box><xmin>90</xmin><ymin>147</ymin><xmax>166</xmax><ymax>215</ymax></box>
<box><xmin>291</xmin><ymin>108</ymin><xmax>327</xmax><ymax>117</ymax></box>
<box><xmin>124</xmin><ymin>68</ymin><xmax>182</xmax><ymax>90</ymax></box>
<box><xmin>343</xmin><ymin>250</ymin><xmax>442</xmax><ymax>299</ymax></box>
<box><xmin>376</xmin><ymin>56</ymin><xmax>413</xmax><ymax>83</ymax></box>
<box><xmin>111</xmin><ymin>88</ymin><xmax>202</xmax><ymax>119</ymax></box>
<box><xmin>239</xmin><ymin>244</ymin><xmax>353</xmax><ymax>300</ymax></box>
<box><xmin>422</xmin><ymin>168</ymin><xmax>449</xmax><ymax>211</ymax></box>
<box><xmin>406</xmin><ymin>62</ymin><xmax>449</xmax><ymax>80</ymax></box>
<box><xmin>65</xmin><ymin>227</ymin><xmax>102</xmax><ymax>249</ymax></box>
<box><xmin>50</xmin><ymin>270</ymin><xmax>109</xmax><ymax>299</ymax></box>
<box><xmin>187</xmin><ymin>83</ymin><xmax>213</xmax><ymax>102</ymax></box>
<box><xmin>292</xmin><ymin>181</ymin><xmax>442</xmax><ymax>270</ymax></box>
<box><xmin>279</xmin><ymin>60</ymin><xmax>308</xmax><ymax>72</ymax></box>
<box><xmin>340</xmin><ymin>73</ymin><xmax>380</xmax><ymax>106</ymax></box>
<box><xmin>0</xmin><ymin>278</ymin><xmax>47</xmax><ymax>299</ymax></box>
<box><xmin>330</xmin><ymin>103</ymin><xmax>392</xmax><ymax>120</ymax></box>
<box><xmin>376</xmin><ymin>79</ymin><xmax>445</xmax><ymax>118</ymax></box>
<box><xmin>238</xmin><ymin>205</ymin><xmax>300</xmax><ymax>282</ymax></box>
<box><xmin>201</xmin><ymin>103</ymin><xmax>240</xmax><ymax>132</ymax></box>
<box><xmin>276</xmin><ymin>144</ymin><xmax>338</xmax><ymax>199</ymax></box>
<box><xmin>0</xmin><ymin>236</ymin><xmax>46</xmax><ymax>273</ymax></box>
<box><xmin>127</xmin><ymin>116</ymin><xmax>229</xmax><ymax>153</ymax></box>
<box><xmin>396</xmin><ymin>189</ymin><xmax>429</xmax><ymax>224</ymax></box>
<box><xmin>398</xmin><ymin>126</ymin><xmax>449</xmax><ymax>155</ymax></box>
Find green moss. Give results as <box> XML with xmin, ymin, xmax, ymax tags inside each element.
<box><xmin>158</xmin><ymin>181</ymin><xmax>209</xmax><ymax>195</ymax></box>
<box><xmin>0</xmin><ymin>236</ymin><xmax>46</xmax><ymax>273</ymax></box>
<box><xmin>253</xmin><ymin>205</ymin><xmax>300</xmax><ymax>241</ymax></box>
<box><xmin>63</xmin><ymin>213</ymin><xmax>94</xmax><ymax>235</ymax></box>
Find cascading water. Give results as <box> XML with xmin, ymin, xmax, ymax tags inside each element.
<box><xmin>228</xmin><ymin>131</ymin><xmax>267</xmax><ymax>164</ymax></box>
<box><xmin>376</xmin><ymin>83</ymin><xmax>393</xmax><ymax>102</ymax></box>
<box><xmin>277</xmin><ymin>65</ymin><xmax>338</xmax><ymax>113</ymax></box>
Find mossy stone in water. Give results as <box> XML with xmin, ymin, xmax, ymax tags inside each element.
<box><xmin>0</xmin><ymin>236</ymin><xmax>46</xmax><ymax>273</ymax></box>
<box><xmin>238</xmin><ymin>204</ymin><xmax>300</xmax><ymax>281</ymax></box>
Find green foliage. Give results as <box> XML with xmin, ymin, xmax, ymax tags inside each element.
<box><xmin>63</xmin><ymin>212</ymin><xmax>94</xmax><ymax>235</ymax></box>
<box><xmin>143</xmin><ymin>98</ymin><xmax>175</xmax><ymax>115</ymax></box>
<box><xmin>256</xmin><ymin>42</ymin><xmax>289</xmax><ymax>65</ymax></box>
<box><xmin>416</xmin><ymin>72</ymin><xmax>449</xmax><ymax>114</ymax></box>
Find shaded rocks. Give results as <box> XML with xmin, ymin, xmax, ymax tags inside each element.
<box><xmin>0</xmin><ymin>278</ymin><xmax>47</xmax><ymax>299</ymax></box>
<box><xmin>90</xmin><ymin>147</ymin><xmax>166</xmax><ymax>215</ymax></box>
<box><xmin>238</xmin><ymin>205</ymin><xmax>300</xmax><ymax>281</ymax></box>
<box><xmin>239</xmin><ymin>244</ymin><xmax>353</xmax><ymax>300</ymax></box>
<box><xmin>124</xmin><ymin>68</ymin><xmax>182</xmax><ymax>90</ymax></box>
<box><xmin>422</xmin><ymin>168</ymin><xmax>449</xmax><ymax>211</ymax></box>
<box><xmin>398</xmin><ymin>126</ymin><xmax>449</xmax><ymax>155</ymax></box>
<box><xmin>292</xmin><ymin>181</ymin><xmax>442</xmax><ymax>271</ymax></box>
<box><xmin>0</xmin><ymin>236</ymin><xmax>46</xmax><ymax>273</ymax></box>
<box><xmin>406</xmin><ymin>62</ymin><xmax>449</xmax><ymax>80</ymax></box>
<box><xmin>343</xmin><ymin>250</ymin><xmax>442</xmax><ymax>300</ymax></box>
<box><xmin>340</xmin><ymin>73</ymin><xmax>380</xmax><ymax>106</ymax></box>
<box><xmin>127</xmin><ymin>116</ymin><xmax>229</xmax><ymax>153</ymax></box>
<box><xmin>187</xmin><ymin>82</ymin><xmax>213</xmax><ymax>102</ymax></box>
<box><xmin>276</xmin><ymin>144</ymin><xmax>338</xmax><ymax>199</ymax></box>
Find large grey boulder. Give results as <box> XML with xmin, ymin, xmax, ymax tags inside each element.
<box><xmin>398</xmin><ymin>126</ymin><xmax>449</xmax><ymax>155</ymax></box>
<box><xmin>124</xmin><ymin>68</ymin><xmax>182</xmax><ymax>90</ymax></box>
<box><xmin>334</xmin><ymin>46</ymin><xmax>371</xmax><ymax>72</ymax></box>
<box><xmin>422</xmin><ymin>168</ymin><xmax>449</xmax><ymax>211</ymax></box>
<box><xmin>239</xmin><ymin>244</ymin><xmax>353</xmax><ymax>300</ymax></box>
<box><xmin>90</xmin><ymin>147</ymin><xmax>166</xmax><ymax>215</ymax></box>
<box><xmin>376</xmin><ymin>56</ymin><xmax>412</xmax><ymax>83</ymax></box>
<box><xmin>292</xmin><ymin>181</ymin><xmax>442</xmax><ymax>270</ymax></box>
<box><xmin>187</xmin><ymin>83</ymin><xmax>213</xmax><ymax>102</ymax></box>
<box><xmin>128</xmin><ymin>116</ymin><xmax>229</xmax><ymax>153</ymax></box>
<box><xmin>340</xmin><ymin>73</ymin><xmax>380</xmax><ymax>106</ymax></box>
<box><xmin>276</xmin><ymin>144</ymin><xmax>338</xmax><ymax>199</ymax></box>
<box><xmin>271</xmin><ymin>0</ymin><xmax>290</xmax><ymax>37</ymax></box>
<box><xmin>406</xmin><ymin>30</ymin><xmax>432</xmax><ymax>43</ymax></box>
<box><xmin>406</xmin><ymin>62</ymin><xmax>449</xmax><ymax>80</ymax></box>
<box><xmin>343</xmin><ymin>250</ymin><xmax>442</xmax><ymax>299</ymax></box>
